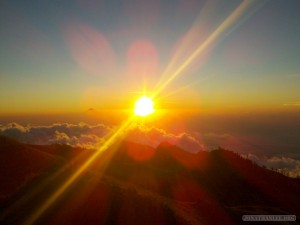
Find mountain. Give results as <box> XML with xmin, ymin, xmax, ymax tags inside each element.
<box><xmin>0</xmin><ymin>136</ymin><xmax>65</xmax><ymax>198</ymax></box>
<box><xmin>0</xmin><ymin>136</ymin><xmax>299</xmax><ymax>225</ymax></box>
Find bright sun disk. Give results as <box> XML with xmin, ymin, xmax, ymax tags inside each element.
<box><xmin>134</xmin><ymin>96</ymin><xmax>154</xmax><ymax>116</ymax></box>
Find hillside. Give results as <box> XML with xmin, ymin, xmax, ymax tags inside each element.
<box><xmin>0</xmin><ymin>136</ymin><xmax>299</xmax><ymax>225</ymax></box>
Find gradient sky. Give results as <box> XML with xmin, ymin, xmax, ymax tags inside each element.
<box><xmin>1</xmin><ymin>0</ymin><xmax>300</xmax><ymax>115</ymax></box>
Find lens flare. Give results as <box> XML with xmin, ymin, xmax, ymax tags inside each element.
<box><xmin>152</xmin><ymin>0</ymin><xmax>260</xmax><ymax>98</ymax></box>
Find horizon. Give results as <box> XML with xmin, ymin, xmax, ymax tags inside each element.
<box><xmin>1</xmin><ymin>0</ymin><xmax>300</xmax><ymax>115</ymax></box>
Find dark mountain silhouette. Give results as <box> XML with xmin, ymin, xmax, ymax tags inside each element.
<box><xmin>0</xmin><ymin>135</ymin><xmax>299</xmax><ymax>225</ymax></box>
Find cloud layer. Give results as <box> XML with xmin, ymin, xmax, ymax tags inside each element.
<box><xmin>242</xmin><ymin>153</ymin><xmax>300</xmax><ymax>177</ymax></box>
<box><xmin>0</xmin><ymin>122</ymin><xmax>110</xmax><ymax>149</ymax></box>
<box><xmin>1</xmin><ymin>122</ymin><xmax>299</xmax><ymax>177</ymax></box>
<box><xmin>125</xmin><ymin>123</ymin><xmax>204</xmax><ymax>153</ymax></box>
<box><xmin>0</xmin><ymin>122</ymin><xmax>204</xmax><ymax>153</ymax></box>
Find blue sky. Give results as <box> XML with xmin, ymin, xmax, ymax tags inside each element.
<box><xmin>0</xmin><ymin>0</ymin><xmax>300</xmax><ymax>114</ymax></box>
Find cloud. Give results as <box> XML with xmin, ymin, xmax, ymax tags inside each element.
<box><xmin>1</xmin><ymin>122</ymin><xmax>299</xmax><ymax>176</ymax></box>
<box><xmin>242</xmin><ymin>153</ymin><xmax>300</xmax><ymax>178</ymax></box>
<box><xmin>200</xmin><ymin>131</ymin><xmax>251</xmax><ymax>152</ymax></box>
<box><xmin>125</xmin><ymin>123</ymin><xmax>204</xmax><ymax>153</ymax></box>
<box><xmin>283</xmin><ymin>101</ymin><xmax>300</xmax><ymax>106</ymax></box>
<box><xmin>0</xmin><ymin>122</ymin><xmax>110</xmax><ymax>149</ymax></box>
<box><xmin>0</xmin><ymin>122</ymin><xmax>204</xmax><ymax>153</ymax></box>
<box><xmin>203</xmin><ymin>132</ymin><xmax>232</xmax><ymax>139</ymax></box>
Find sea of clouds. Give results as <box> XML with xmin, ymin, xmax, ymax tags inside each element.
<box><xmin>0</xmin><ymin>122</ymin><xmax>204</xmax><ymax>152</ymax></box>
<box><xmin>1</xmin><ymin>122</ymin><xmax>299</xmax><ymax>177</ymax></box>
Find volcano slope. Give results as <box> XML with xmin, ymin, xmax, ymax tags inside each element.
<box><xmin>0</xmin><ymin>136</ymin><xmax>299</xmax><ymax>225</ymax></box>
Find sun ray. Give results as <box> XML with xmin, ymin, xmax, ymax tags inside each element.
<box><xmin>152</xmin><ymin>0</ymin><xmax>264</xmax><ymax>99</ymax></box>
<box><xmin>158</xmin><ymin>78</ymin><xmax>207</xmax><ymax>101</ymax></box>
<box><xmin>154</xmin><ymin>0</ymin><xmax>216</xmax><ymax>90</ymax></box>
<box><xmin>23</xmin><ymin>116</ymin><xmax>134</xmax><ymax>225</ymax></box>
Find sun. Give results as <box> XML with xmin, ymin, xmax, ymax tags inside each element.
<box><xmin>134</xmin><ymin>96</ymin><xmax>154</xmax><ymax>116</ymax></box>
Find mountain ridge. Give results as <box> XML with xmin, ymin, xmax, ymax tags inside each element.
<box><xmin>0</xmin><ymin>136</ymin><xmax>299</xmax><ymax>225</ymax></box>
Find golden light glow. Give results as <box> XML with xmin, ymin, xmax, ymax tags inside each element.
<box><xmin>152</xmin><ymin>0</ymin><xmax>256</xmax><ymax>98</ymax></box>
<box><xmin>134</xmin><ymin>96</ymin><xmax>154</xmax><ymax>116</ymax></box>
<box><xmin>23</xmin><ymin>117</ymin><xmax>135</xmax><ymax>225</ymax></box>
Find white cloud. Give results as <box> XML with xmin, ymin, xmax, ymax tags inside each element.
<box><xmin>1</xmin><ymin>122</ymin><xmax>299</xmax><ymax>176</ymax></box>
<box><xmin>0</xmin><ymin>122</ymin><xmax>204</xmax><ymax>153</ymax></box>
<box><xmin>0</xmin><ymin>122</ymin><xmax>110</xmax><ymax>149</ymax></box>
<box><xmin>124</xmin><ymin>123</ymin><xmax>204</xmax><ymax>153</ymax></box>
<box><xmin>283</xmin><ymin>101</ymin><xmax>300</xmax><ymax>106</ymax></box>
<box><xmin>242</xmin><ymin>153</ymin><xmax>300</xmax><ymax>178</ymax></box>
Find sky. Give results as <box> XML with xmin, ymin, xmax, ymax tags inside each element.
<box><xmin>1</xmin><ymin>0</ymin><xmax>300</xmax><ymax>176</ymax></box>
<box><xmin>1</xmin><ymin>0</ymin><xmax>300</xmax><ymax>115</ymax></box>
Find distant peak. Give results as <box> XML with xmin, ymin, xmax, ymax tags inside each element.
<box><xmin>87</xmin><ymin>108</ymin><xmax>95</xmax><ymax>111</ymax></box>
<box><xmin>156</xmin><ymin>141</ymin><xmax>174</xmax><ymax>149</ymax></box>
